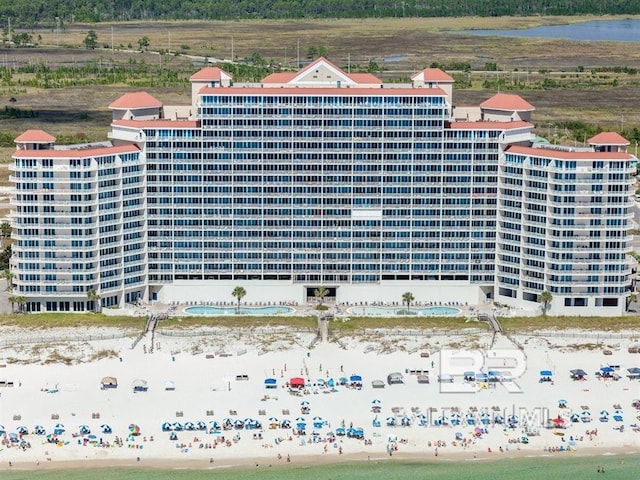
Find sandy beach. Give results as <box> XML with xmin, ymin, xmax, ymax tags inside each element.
<box><xmin>0</xmin><ymin>321</ymin><xmax>639</xmax><ymax>471</ymax></box>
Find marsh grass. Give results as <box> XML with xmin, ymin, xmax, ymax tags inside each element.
<box><xmin>499</xmin><ymin>315</ymin><xmax>640</xmax><ymax>332</ymax></box>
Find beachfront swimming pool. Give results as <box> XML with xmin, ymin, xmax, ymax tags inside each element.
<box><xmin>347</xmin><ymin>305</ymin><xmax>461</xmax><ymax>316</ymax></box>
<box><xmin>184</xmin><ymin>305</ymin><xmax>295</xmax><ymax>316</ymax></box>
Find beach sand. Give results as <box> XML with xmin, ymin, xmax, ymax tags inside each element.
<box><xmin>0</xmin><ymin>323</ymin><xmax>639</xmax><ymax>471</ymax></box>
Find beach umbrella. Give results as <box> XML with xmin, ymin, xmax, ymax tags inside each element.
<box><xmin>540</xmin><ymin>370</ymin><xmax>553</xmax><ymax>377</ymax></box>
<box><xmin>268</xmin><ymin>417</ymin><xmax>279</xmax><ymax>422</ymax></box>
<box><xmin>296</xmin><ymin>422</ymin><xmax>306</xmax><ymax>430</ymax></box>
<box><xmin>600</xmin><ymin>410</ymin><xmax>609</xmax><ymax>416</ymax></box>
<box><xmin>16</xmin><ymin>425</ymin><xmax>28</xmax><ymax>434</ymax></box>
<box><xmin>196</xmin><ymin>421</ymin><xmax>207</xmax><ymax>431</ymax></box>
<box><xmin>101</xmin><ymin>424</ymin><xmax>112</xmax><ymax>434</ymax></box>
<box><xmin>54</xmin><ymin>424</ymin><xmax>65</xmax><ymax>435</ymax></box>
<box><xmin>335</xmin><ymin>427</ymin><xmax>346</xmax><ymax>436</ymax></box>
<box><xmin>184</xmin><ymin>421</ymin><xmax>195</xmax><ymax>431</ymax></box>
<box><xmin>0</xmin><ymin>425</ymin><xmax>4</xmax><ymax>434</ymax></box>
<box><xmin>558</xmin><ymin>399</ymin><xmax>567</xmax><ymax>405</ymax></box>
<box><xmin>601</xmin><ymin>366</ymin><xmax>614</xmax><ymax>374</ymax></box>
<box><xmin>34</xmin><ymin>425</ymin><xmax>46</xmax><ymax>435</ymax></box>
<box><xmin>162</xmin><ymin>422</ymin><xmax>173</xmax><ymax>431</ymax></box>
<box><xmin>508</xmin><ymin>415</ymin><xmax>518</xmax><ymax>425</ymax></box>
<box><xmin>339</xmin><ymin>377</ymin><xmax>348</xmax><ymax>385</ymax></box>
<box><xmin>372</xmin><ymin>399</ymin><xmax>381</xmax><ymax>405</ymax></box>
<box><xmin>129</xmin><ymin>424</ymin><xmax>141</xmax><ymax>436</ymax></box>
<box><xmin>300</xmin><ymin>401</ymin><xmax>310</xmax><ymax>406</ymax></box>
<box><xmin>172</xmin><ymin>422</ymin><xmax>183</xmax><ymax>431</ymax></box>
<box><xmin>79</xmin><ymin>425</ymin><xmax>90</xmax><ymax>435</ymax></box>
<box><xmin>313</xmin><ymin>416</ymin><xmax>323</xmax><ymax>422</ymax></box>
<box><xmin>494</xmin><ymin>415</ymin><xmax>504</xmax><ymax>424</ymax></box>
<box><xmin>570</xmin><ymin>413</ymin><xmax>580</xmax><ymax>422</ymax></box>
<box><xmin>296</xmin><ymin>416</ymin><xmax>306</xmax><ymax>423</ymax></box>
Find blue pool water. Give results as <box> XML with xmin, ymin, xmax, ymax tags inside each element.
<box><xmin>347</xmin><ymin>306</ymin><xmax>461</xmax><ymax>316</ymax></box>
<box><xmin>184</xmin><ymin>305</ymin><xmax>294</xmax><ymax>315</ymax></box>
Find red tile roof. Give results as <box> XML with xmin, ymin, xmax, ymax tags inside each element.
<box><xmin>506</xmin><ymin>145</ymin><xmax>632</xmax><ymax>160</ymax></box>
<box><xmin>13</xmin><ymin>144</ymin><xmax>140</xmax><ymax>159</ymax></box>
<box><xmin>261</xmin><ymin>72</ymin><xmax>297</xmax><ymax>83</ymax></box>
<box><xmin>109</xmin><ymin>92</ymin><xmax>163</xmax><ymax>110</ymax></box>
<box><xmin>199</xmin><ymin>86</ymin><xmax>445</xmax><ymax>96</ymax></box>
<box><xmin>262</xmin><ymin>57</ymin><xmax>381</xmax><ymax>85</ymax></box>
<box><xmin>14</xmin><ymin>129</ymin><xmax>56</xmax><ymax>143</ymax></box>
<box><xmin>347</xmin><ymin>73</ymin><xmax>382</xmax><ymax>84</ymax></box>
<box><xmin>189</xmin><ymin>66</ymin><xmax>232</xmax><ymax>82</ymax></box>
<box><xmin>450</xmin><ymin>121</ymin><xmax>532</xmax><ymax>130</ymax></box>
<box><xmin>480</xmin><ymin>93</ymin><xmax>535</xmax><ymax>112</ymax></box>
<box><xmin>588</xmin><ymin>132</ymin><xmax>629</xmax><ymax>145</ymax></box>
<box><xmin>411</xmin><ymin>68</ymin><xmax>455</xmax><ymax>82</ymax></box>
<box><xmin>112</xmin><ymin>119</ymin><xmax>199</xmax><ymax>128</ymax></box>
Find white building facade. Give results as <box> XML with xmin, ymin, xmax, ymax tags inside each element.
<box><xmin>9</xmin><ymin>58</ymin><xmax>635</xmax><ymax>315</ymax></box>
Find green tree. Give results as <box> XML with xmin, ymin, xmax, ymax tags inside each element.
<box><xmin>12</xmin><ymin>32</ymin><xmax>32</xmax><ymax>46</ymax></box>
<box><xmin>402</xmin><ymin>291</ymin><xmax>415</xmax><ymax>312</ymax></box>
<box><xmin>2</xmin><ymin>268</ymin><xmax>14</xmax><ymax>291</ymax></box>
<box><xmin>314</xmin><ymin>286</ymin><xmax>329</xmax><ymax>306</ymax></box>
<box><xmin>0</xmin><ymin>221</ymin><xmax>11</xmax><ymax>241</ymax></box>
<box><xmin>7</xmin><ymin>294</ymin><xmax>17</xmax><ymax>313</ymax></box>
<box><xmin>87</xmin><ymin>288</ymin><xmax>101</xmax><ymax>312</ymax></box>
<box><xmin>539</xmin><ymin>290</ymin><xmax>553</xmax><ymax>316</ymax></box>
<box><xmin>138</xmin><ymin>36</ymin><xmax>150</xmax><ymax>51</ymax></box>
<box><xmin>231</xmin><ymin>286</ymin><xmax>246</xmax><ymax>313</ymax></box>
<box><xmin>15</xmin><ymin>295</ymin><xmax>26</xmax><ymax>313</ymax></box>
<box><xmin>83</xmin><ymin>30</ymin><xmax>98</xmax><ymax>49</ymax></box>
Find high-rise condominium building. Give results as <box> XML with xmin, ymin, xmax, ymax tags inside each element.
<box><xmin>9</xmin><ymin>58</ymin><xmax>635</xmax><ymax>315</ymax></box>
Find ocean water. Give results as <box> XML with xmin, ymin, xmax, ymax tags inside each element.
<box><xmin>5</xmin><ymin>455</ymin><xmax>638</xmax><ymax>479</ymax></box>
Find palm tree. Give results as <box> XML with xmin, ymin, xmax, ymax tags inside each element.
<box><xmin>15</xmin><ymin>295</ymin><xmax>26</xmax><ymax>313</ymax></box>
<box><xmin>627</xmin><ymin>292</ymin><xmax>637</xmax><ymax>311</ymax></box>
<box><xmin>2</xmin><ymin>269</ymin><xmax>14</xmax><ymax>291</ymax></box>
<box><xmin>0</xmin><ymin>221</ymin><xmax>11</xmax><ymax>242</ymax></box>
<box><xmin>7</xmin><ymin>294</ymin><xmax>17</xmax><ymax>313</ymax></box>
<box><xmin>402</xmin><ymin>291</ymin><xmax>415</xmax><ymax>313</ymax></box>
<box><xmin>231</xmin><ymin>286</ymin><xmax>247</xmax><ymax>313</ymax></box>
<box><xmin>87</xmin><ymin>288</ymin><xmax>101</xmax><ymax>313</ymax></box>
<box><xmin>539</xmin><ymin>290</ymin><xmax>553</xmax><ymax>316</ymax></box>
<box><xmin>314</xmin><ymin>286</ymin><xmax>329</xmax><ymax>306</ymax></box>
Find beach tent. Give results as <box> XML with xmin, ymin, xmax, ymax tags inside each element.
<box><xmin>264</xmin><ymin>378</ymin><xmax>277</xmax><ymax>389</ymax></box>
<box><xmin>570</xmin><ymin>369</ymin><xmax>587</xmax><ymax>380</ymax></box>
<box><xmin>371</xmin><ymin>380</ymin><xmax>385</xmax><ymax>389</ymax></box>
<box><xmin>540</xmin><ymin>370</ymin><xmax>553</xmax><ymax>377</ymax></box>
<box><xmin>475</xmin><ymin>372</ymin><xmax>488</xmax><ymax>382</ymax></box>
<box><xmin>289</xmin><ymin>377</ymin><xmax>305</xmax><ymax>388</ymax></box>
<box><xmin>627</xmin><ymin>367</ymin><xmax>640</xmax><ymax>379</ymax></box>
<box><xmin>487</xmin><ymin>371</ymin><xmax>501</xmax><ymax>382</ymax></box>
<box><xmin>132</xmin><ymin>379</ymin><xmax>148</xmax><ymax>392</ymax></box>
<box><xmin>463</xmin><ymin>371</ymin><xmax>475</xmax><ymax>382</ymax></box>
<box><xmin>387</xmin><ymin>372</ymin><xmax>404</xmax><ymax>385</ymax></box>
<box><xmin>164</xmin><ymin>380</ymin><xmax>176</xmax><ymax>391</ymax></box>
<box><xmin>100</xmin><ymin>376</ymin><xmax>118</xmax><ymax>389</ymax></box>
<box><xmin>101</xmin><ymin>424</ymin><xmax>112</xmax><ymax>434</ymax></box>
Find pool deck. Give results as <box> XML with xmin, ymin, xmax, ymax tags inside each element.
<box><xmin>122</xmin><ymin>299</ymin><xmax>524</xmax><ymax>319</ymax></box>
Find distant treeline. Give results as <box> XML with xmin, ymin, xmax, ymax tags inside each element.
<box><xmin>3</xmin><ymin>1</ymin><xmax>640</xmax><ymax>26</ymax></box>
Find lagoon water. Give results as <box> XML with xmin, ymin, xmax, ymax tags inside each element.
<box><xmin>455</xmin><ymin>19</ymin><xmax>640</xmax><ymax>42</ymax></box>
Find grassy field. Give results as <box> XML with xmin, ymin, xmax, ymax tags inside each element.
<box><xmin>1</xmin><ymin>15</ymin><xmax>640</xmax><ymax>150</ymax></box>
<box><xmin>3</xmin><ymin>455</ymin><xmax>639</xmax><ymax>480</ymax></box>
